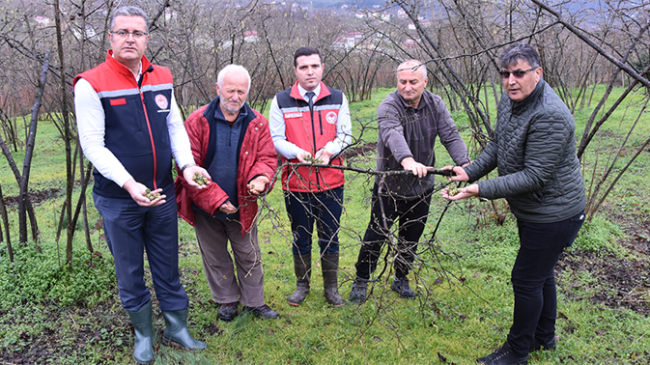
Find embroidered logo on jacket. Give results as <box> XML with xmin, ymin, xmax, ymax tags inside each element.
<box><xmin>155</xmin><ymin>94</ymin><xmax>168</xmax><ymax>109</ymax></box>
<box><xmin>326</xmin><ymin>111</ymin><xmax>338</xmax><ymax>124</ymax></box>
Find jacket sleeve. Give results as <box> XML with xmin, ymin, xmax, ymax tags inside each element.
<box><xmin>464</xmin><ymin>138</ymin><xmax>498</xmax><ymax>182</ymax></box>
<box><xmin>246</xmin><ymin>114</ymin><xmax>279</xmax><ymax>192</ymax></box>
<box><xmin>477</xmin><ymin>109</ymin><xmax>572</xmax><ymax>200</ymax></box>
<box><xmin>177</xmin><ymin>112</ymin><xmax>230</xmax><ymax>216</ymax></box>
<box><xmin>434</xmin><ymin>97</ymin><xmax>470</xmax><ymax>166</ymax></box>
<box><xmin>377</xmin><ymin>100</ymin><xmax>412</xmax><ymax>164</ymax></box>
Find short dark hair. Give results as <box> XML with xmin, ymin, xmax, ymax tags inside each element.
<box><xmin>110</xmin><ymin>6</ymin><xmax>149</xmax><ymax>33</ymax></box>
<box><xmin>499</xmin><ymin>43</ymin><xmax>541</xmax><ymax>69</ymax></box>
<box><xmin>294</xmin><ymin>47</ymin><xmax>322</xmax><ymax>67</ymax></box>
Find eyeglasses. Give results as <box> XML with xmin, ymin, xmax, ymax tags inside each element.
<box><xmin>499</xmin><ymin>67</ymin><xmax>537</xmax><ymax>79</ymax></box>
<box><xmin>110</xmin><ymin>30</ymin><xmax>148</xmax><ymax>39</ymax></box>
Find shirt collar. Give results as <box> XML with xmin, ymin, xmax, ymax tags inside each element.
<box><xmin>297</xmin><ymin>83</ymin><xmax>321</xmax><ymax>102</ymax></box>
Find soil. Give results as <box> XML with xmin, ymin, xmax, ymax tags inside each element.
<box><xmin>556</xmin><ymin>219</ymin><xmax>650</xmax><ymax>315</ymax></box>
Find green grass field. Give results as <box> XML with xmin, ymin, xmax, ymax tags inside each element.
<box><xmin>0</xmin><ymin>84</ymin><xmax>649</xmax><ymax>364</ymax></box>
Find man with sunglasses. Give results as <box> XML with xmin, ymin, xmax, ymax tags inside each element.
<box><xmin>74</xmin><ymin>5</ymin><xmax>208</xmax><ymax>364</ymax></box>
<box><xmin>442</xmin><ymin>43</ymin><xmax>585</xmax><ymax>365</ymax></box>
<box><xmin>348</xmin><ymin>60</ymin><xmax>470</xmax><ymax>303</ymax></box>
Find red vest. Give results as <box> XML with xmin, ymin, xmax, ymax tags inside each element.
<box><xmin>275</xmin><ymin>82</ymin><xmax>345</xmax><ymax>192</ymax></box>
<box><xmin>73</xmin><ymin>51</ymin><xmax>175</xmax><ymax>198</ymax></box>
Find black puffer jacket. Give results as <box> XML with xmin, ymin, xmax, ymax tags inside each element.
<box><xmin>464</xmin><ymin>79</ymin><xmax>585</xmax><ymax>223</ymax></box>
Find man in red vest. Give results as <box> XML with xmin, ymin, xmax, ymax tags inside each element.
<box><xmin>269</xmin><ymin>47</ymin><xmax>352</xmax><ymax>307</ymax></box>
<box><xmin>73</xmin><ymin>6</ymin><xmax>208</xmax><ymax>364</ymax></box>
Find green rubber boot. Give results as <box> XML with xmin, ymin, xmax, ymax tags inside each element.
<box><xmin>161</xmin><ymin>309</ymin><xmax>207</xmax><ymax>350</ymax></box>
<box><xmin>127</xmin><ymin>300</ymin><xmax>154</xmax><ymax>364</ymax></box>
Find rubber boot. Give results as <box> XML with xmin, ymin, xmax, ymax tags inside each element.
<box><xmin>127</xmin><ymin>300</ymin><xmax>154</xmax><ymax>365</ymax></box>
<box><xmin>322</xmin><ymin>252</ymin><xmax>345</xmax><ymax>307</ymax></box>
<box><xmin>288</xmin><ymin>253</ymin><xmax>311</xmax><ymax>306</ymax></box>
<box><xmin>161</xmin><ymin>309</ymin><xmax>207</xmax><ymax>350</ymax></box>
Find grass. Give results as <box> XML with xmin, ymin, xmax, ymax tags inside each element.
<box><xmin>1</xmin><ymin>83</ymin><xmax>650</xmax><ymax>364</ymax></box>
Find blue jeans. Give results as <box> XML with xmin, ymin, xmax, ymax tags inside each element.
<box><xmin>284</xmin><ymin>187</ymin><xmax>344</xmax><ymax>256</ymax></box>
<box><xmin>507</xmin><ymin>210</ymin><xmax>585</xmax><ymax>356</ymax></box>
<box><xmin>94</xmin><ymin>193</ymin><xmax>188</xmax><ymax>312</ymax></box>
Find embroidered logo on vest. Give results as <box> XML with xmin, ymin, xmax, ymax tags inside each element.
<box><xmin>155</xmin><ymin>94</ymin><xmax>168</xmax><ymax>109</ymax></box>
<box><xmin>326</xmin><ymin>111</ymin><xmax>338</xmax><ymax>124</ymax></box>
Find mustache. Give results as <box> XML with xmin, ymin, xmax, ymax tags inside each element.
<box><xmin>220</xmin><ymin>97</ymin><xmax>244</xmax><ymax>113</ymax></box>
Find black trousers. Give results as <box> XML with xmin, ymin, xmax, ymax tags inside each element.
<box><xmin>507</xmin><ymin>210</ymin><xmax>585</xmax><ymax>356</ymax></box>
<box><xmin>354</xmin><ymin>184</ymin><xmax>432</xmax><ymax>280</ymax></box>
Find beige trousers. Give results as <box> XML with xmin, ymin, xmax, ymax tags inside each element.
<box><xmin>194</xmin><ymin>213</ymin><xmax>265</xmax><ymax>307</ymax></box>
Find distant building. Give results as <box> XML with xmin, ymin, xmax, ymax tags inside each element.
<box><xmin>333</xmin><ymin>31</ymin><xmax>364</xmax><ymax>50</ymax></box>
<box><xmin>244</xmin><ymin>30</ymin><xmax>258</xmax><ymax>43</ymax></box>
<box><xmin>35</xmin><ymin>16</ymin><xmax>51</xmax><ymax>27</ymax></box>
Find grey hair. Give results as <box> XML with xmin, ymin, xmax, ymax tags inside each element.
<box><xmin>217</xmin><ymin>64</ymin><xmax>251</xmax><ymax>94</ymax></box>
<box><xmin>397</xmin><ymin>60</ymin><xmax>427</xmax><ymax>79</ymax></box>
<box><xmin>499</xmin><ymin>43</ymin><xmax>541</xmax><ymax>69</ymax></box>
<box><xmin>110</xmin><ymin>6</ymin><xmax>149</xmax><ymax>33</ymax></box>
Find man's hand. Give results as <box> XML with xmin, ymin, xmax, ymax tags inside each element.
<box><xmin>219</xmin><ymin>201</ymin><xmax>238</xmax><ymax>214</ymax></box>
<box><xmin>247</xmin><ymin>176</ymin><xmax>270</xmax><ymax>195</ymax></box>
<box><xmin>123</xmin><ymin>179</ymin><xmax>166</xmax><ymax>207</ymax></box>
<box><xmin>296</xmin><ymin>149</ymin><xmax>312</xmax><ymax>163</ymax></box>
<box><xmin>441</xmin><ymin>165</ymin><xmax>470</xmax><ymax>182</ymax></box>
<box><xmin>441</xmin><ymin>183</ymin><xmax>479</xmax><ymax>201</ymax></box>
<box><xmin>401</xmin><ymin>157</ymin><xmax>429</xmax><ymax>178</ymax></box>
<box><xmin>183</xmin><ymin>166</ymin><xmax>211</xmax><ymax>189</ymax></box>
<box><xmin>314</xmin><ymin>149</ymin><xmax>334</xmax><ymax>165</ymax></box>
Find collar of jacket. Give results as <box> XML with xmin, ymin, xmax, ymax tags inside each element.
<box><xmin>289</xmin><ymin>81</ymin><xmax>332</xmax><ymax>103</ymax></box>
<box><xmin>393</xmin><ymin>89</ymin><xmax>434</xmax><ymax>111</ymax></box>
<box><xmin>201</xmin><ymin>96</ymin><xmax>256</xmax><ymax>170</ymax></box>
<box><xmin>104</xmin><ymin>49</ymin><xmax>152</xmax><ymax>82</ymax></box>
<box><xmin>202</xmin><ymin>96</ymin><xmax>255</xmax><ymax>126</ymax></box>
<box><xmin>511</xmin><ymin>79</ymin><xmax>546</xmax><ymax>114</ymax></box>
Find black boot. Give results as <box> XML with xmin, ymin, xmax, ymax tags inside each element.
<box><xmin>161</xmin><ymin>309</ymin><xmax>207</xmax><ymax>350</ymax></box>
<box><xmin>322</xmin><ymin>253</ymin><xmax>345</xmax><ymax>307</ymax></box>
<box><xmin>288</xmin><ymin>253</ymin><xmax>311</xmax><ymax>306</ymax></box>
<box><xmin>127</xmin><ymin>300</ymin><xmax>154</xmax><ymax>365</ymax></box>
<box><xmin>348</xmin><ymin>279</ymin><xmax>368</xmax><ymax>304</ymax></box>
<box><xmin>476</xmin><ymin>342</ymin><xmax>529</xmax><ymax>365</ymax></box>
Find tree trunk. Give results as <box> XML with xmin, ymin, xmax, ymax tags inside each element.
<box><xmin>18</xmin><ymin>50</ymin><xmax>49</xmax><ymax>244</ymax></box>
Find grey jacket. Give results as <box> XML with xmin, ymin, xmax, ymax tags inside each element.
<box><xmin>377</xmin><ymin>90</ymin><xmax>470</xmax><ymax>199</ymax></box>
<box><xmin>464</xmin><ymin>80</ymin><xmax>586</xmax><ymax>223</ymax></box>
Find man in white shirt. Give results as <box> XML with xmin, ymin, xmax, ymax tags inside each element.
<box><xmin>269</xmin><ymin>46</ymin><xmax>352</xmax><ymax>308</ymax></box>
<box><xmin>73</xmin><ymin>5</ymin><xmax>208</xmax><ymax>364</ymax></box>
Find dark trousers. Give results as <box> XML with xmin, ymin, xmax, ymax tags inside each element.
<box><xmin>507</xmin><ymin>210</ymin><xmax>585</xmax><ymax>356</ymax></box>
<box><xmin>284</xmin><ymin>186</ymin><xmax>344</xmax><ymax>256</ymax></box>
<box><xmin>94</xmin><ymin>193</ymin><xmax>188</xmax><ymax>312</ymax></box>
<box><xmin>355</xmin><ymin>184</ymin><xmax>432</xmax><ymax>280</ymax></box>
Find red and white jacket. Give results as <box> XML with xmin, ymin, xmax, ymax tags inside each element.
<box><xmin>174</xmin><ymin>98</ymin><xmax>277</xmax><ymax>236</ymax></box>
<box><xmin>275</xmin><ymin>82</ymin><xmax>345</xmax><ymax>192</ymax></box>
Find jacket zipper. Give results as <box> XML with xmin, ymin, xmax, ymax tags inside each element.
<box><xmin>318</xmin><ymin>110</ymin><xmax>323</xmax><ymax>135</ymax></box>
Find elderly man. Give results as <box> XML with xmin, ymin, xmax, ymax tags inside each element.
<box><xmin>442</xmin><ymin>43</ymin><xmax>585</xmax><ymax>365</ymax></box>
<box><xmin>73</xmin><ymin>5</ymin><xmax>207</xmax><ymax>364</ymax></box>
<box><xmin>175</xmin><ymin>65</ymin><xmax>279</xmax><ymax>322</ymax></box>
<box><xmin>269</xmin><ymin>47</ymin><xmax>352</xmax><ymax>307</ymax></box>
<box><xmin>348</xmin><ymin>60</ymin><xmax>470</xmax><ymax>303</ymax></box>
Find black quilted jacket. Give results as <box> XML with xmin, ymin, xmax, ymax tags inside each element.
<box><xmin>464</xmin><ymin>79</ymin><xmax>586</xmax><ymax>223</ymax></box>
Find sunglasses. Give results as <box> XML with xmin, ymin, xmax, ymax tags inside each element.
<box><xmin>500</xmin><ymin>67</ymin><xmax>537</xmax><ymax>79</ymax></box>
